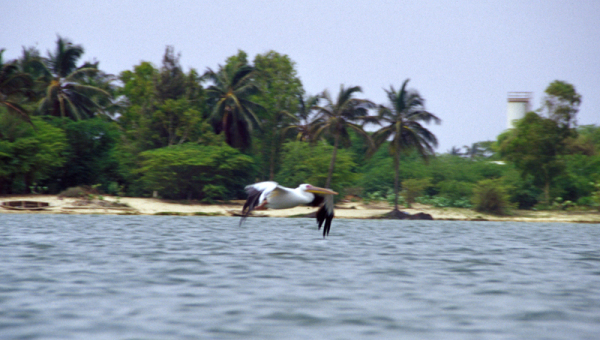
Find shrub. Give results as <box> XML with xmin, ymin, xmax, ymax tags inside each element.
<box><xmin>551</xmin><ymin>197</ymin><xmax>576</xmax><ymax>210</ymax></box>
<box><xmin>437</xmin><ymin>180</ymin><xmax>474</xmax><ymax>202</ymax></box>
<box><xmin>401</xmin><ymin>178</ymin><xmax>431</xmax><ymax>207</ymax></box>
<box><xmin>415</xmin><ymin>195</ymin><xmax>472</xmax><ymax>208</ymax></box>
<box><xmin>452</xmin><ymin>198</ymin><xmax>473</xmax><ymax>208</ymax></box>
<box><xmin>472</xmin><ymin>179</ymin><xmax>513</xmax><ymax>215</ymax></box>
<box><xmin>58</xmin><ymin>186</ymin><xmax>87</xmax><ymax>198</ymax></box>
<box><xmin>362</xmin><ymin>189</ymin><xmax>407</xmax><ymax>207</ymax></box>
<box><xmin>385</xmin><ymin>188</ymin><xmax>407</xmax><ymax>207</ymax></box>
<box><xmin>107</xmin><ymin>182</ymin><xmax>125</xmax><ymax>196</ymax></box>
<box><xmin>137</xmin><ymin>143</ymin><xmax>253</xmax><ymax>201</ymax></box>
<box><xmin>363</xmin><ymin>190</ymin><xmax>385</xmax><ymax>205</ymax></box>
<box><xmin>576</xmin><ymin>196</ymin><xmax>594</xmax><ymax>207</ymax></box>
<box><xmin>421</xmin><ymin>195</ymin><xmax>450</xmax><ymax>207</ymax></box>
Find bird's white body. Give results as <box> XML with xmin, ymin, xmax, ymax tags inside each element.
<box><xmin>250</xmin><ymin>182</ymin><xmax>315</xmax><ymax>209</ymax></box>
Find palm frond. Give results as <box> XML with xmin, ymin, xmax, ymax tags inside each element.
<box><xmin>2</xmin><ymin>101</ymin><xmax>32</xmax><ymax>124</ymax></box>
<box><xmin>373</xmin><ymin>78</ymin><xmax>440</xmax><ymax>159</ymax></box>
<box><xmin>65</xmin><ymin>67</ymin><xmax>100</xmax><ymax>81</ymax></box>
<box><xmin>49</xmin><ymin>36</ymin><xmax>84</xmax><ymax>77</ymax></box>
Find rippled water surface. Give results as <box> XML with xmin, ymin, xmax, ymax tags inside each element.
<box><xmin>1</xmin><ymin>215</ymin><xmax>600</xmax><ymax>339</ymax></box>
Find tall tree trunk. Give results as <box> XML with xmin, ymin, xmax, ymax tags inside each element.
<box><xmin>393</xmin><ymin>151</ymin><xmax>400</xmax><ymax>211</ymax></box>
<box><xmin>325</xmin><ymin>133</ymin><xmax>340</xmax><ymax>188</ymax></box>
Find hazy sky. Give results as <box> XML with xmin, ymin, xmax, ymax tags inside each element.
<box><xmin>3</xmin><ymin>0</ymin><xmax>599</xmax><ymax>152</ymax></box>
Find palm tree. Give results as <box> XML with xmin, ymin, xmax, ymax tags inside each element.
<box><xmin>447</xmin><ymin>146</ymin><xmax>463</xmax><ymax>156</ymax></box>
<box><xmin>0</xmin><ymin>49</ymin><xmax>34</xmax><ymax>124</ymax></box>
<box><xmin>312</xmin><ymin>85</ymin><xmax>376</xmax><ymax>188</ymax></box>
<box><xmin>204</xmin><ymin>61</ymin><xmax>264</xmax><ymax>150</ymax></box>
<box><xmin>371</xmin><ymin>79</ymin><xmax>441</xmax><ymax>213</ymax></box>
<box><xmin>37</xmin><ymin>36</ymin><xmax>110</xmax><ymax>120</ymax></box>
<box><xmin>463</xmin><ymin>142</ymin><xmax>482</xmax><ymax>160</ymax></box>
<box><xmin>282</xmin><ymin>93</ymin><xmax>320</xmax><ymax>142</ymax></box>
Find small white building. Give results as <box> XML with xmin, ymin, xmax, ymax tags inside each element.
<box><xmin>507</xmin><ymin>92</ymin><xmax>532</xmax><ymax>129</ymax></box>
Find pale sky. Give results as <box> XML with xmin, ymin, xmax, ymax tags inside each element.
<box><xmin>3</xmin><ymin>0</ymin><xmax>599</xmax><ymax>152</ymax></box>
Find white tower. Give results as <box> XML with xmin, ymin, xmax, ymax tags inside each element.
<box><xmin>507</xmin><ymin>92</ymin><xmax>531</xmax><ymax>129</ymax></box>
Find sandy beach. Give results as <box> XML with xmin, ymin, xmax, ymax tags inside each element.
<box><xmin>1</xmin><ymin>194</ymin><xmax>599</xmax><ymax>223</ymax></box>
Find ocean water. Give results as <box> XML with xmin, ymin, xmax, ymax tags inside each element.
<box><xmin>1</xmin><ymin>214</ymin><xmax>599</xmax><ymax>339</ymax></box>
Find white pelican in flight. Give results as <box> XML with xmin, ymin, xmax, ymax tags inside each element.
<box><xmin>240</xmin><ymin>181</ymin><xmax>338</xmax><ymax>237</ymax></box>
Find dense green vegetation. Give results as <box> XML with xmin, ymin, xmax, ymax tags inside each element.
<box><xmin>1</xmin><ymin>37</ymin><xmax>599</xmax><ymax>213</ymax></box>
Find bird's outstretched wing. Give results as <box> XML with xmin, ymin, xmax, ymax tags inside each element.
<box><xmin>240</xmin><ymin>182</ymin><xmax>283</xmax><ymax>226</ymax></box>
<box><xmin>316</xmin><ymin>195</ymin><xmax>334</xmax><ymax>237</ymax></box>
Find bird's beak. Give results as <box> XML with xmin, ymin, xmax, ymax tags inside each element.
<box><xmin>306</xmin><ymin>186</ymin><xmax>338</xmax><ymax>195</ymax></box>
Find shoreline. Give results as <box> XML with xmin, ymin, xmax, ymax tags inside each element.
<box><xmin>1</xmin><ymin>194</ymin><xmax>599</xmax><ymax>224</ymax></box>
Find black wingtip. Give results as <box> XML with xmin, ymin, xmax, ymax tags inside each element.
<box><xmin>240</xmin><ymin>187</ymin><xmax>262</xmax><ymax>227</ymax></box>
<box><xmin>323</xmin><ymin>214</ymin><xmax>332</xmax><ymax>237</ymax></box>
<box><xmin>316</xmin><ymin>205</ymin><xmax>333</xmax><ymax>237</ymax></box>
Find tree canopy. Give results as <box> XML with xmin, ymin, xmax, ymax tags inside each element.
<box><xmin>542</xmin><ymin>80</ymin><xmax>581</xmax><ymax>129</ymax></box>
<box><xmin>37</xmin><ymin>36</ymin><xmax>111</xmax><ymax>120</ymax></box>
<box><xmin>3</xmin><ymin>37</ymin><xmax>600</xmax><ymax>212</ymax></box>
<box><xmin>204</xmin><ymin>56</ymin><xmax>264</xmax><ymax>150</ymax></box>
<box><xmin>499</xmin><ymin>111</ymin><xmax>567</xmax><ymax>204</ymax></box>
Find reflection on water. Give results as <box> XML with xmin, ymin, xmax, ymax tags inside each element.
<box><xmin>1</xmin><ymin>214</ymin><xmax>599</xmax><ymax>339</ymax></box>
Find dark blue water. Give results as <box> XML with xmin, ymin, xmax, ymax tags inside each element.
<box><xmin>1</xmin><ymin>214</ymin><xmax>599</xmax><ymax>339</ymax></box>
